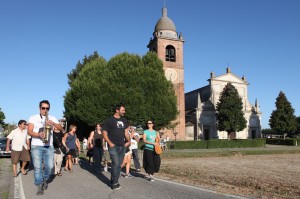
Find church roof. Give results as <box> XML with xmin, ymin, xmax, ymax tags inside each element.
<box><xmin>155</xmin><ymin>7</ymin><xmax>176</xmax><ymax>32</ymax></box>
<box><xmin>185</xmin><ymin>85</ymin><xmax>211</xmax><ymax>110</ymax></box>
<box><xmin>209</xmin><ymin>67</ymin><xmax>248</xmax><ymax>84</ymax></box>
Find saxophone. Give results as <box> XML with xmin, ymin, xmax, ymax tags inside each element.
<box><xmin>43</xmin><ymin>112</ymin><xmax>51</xmax><ymax>143</ymax></box>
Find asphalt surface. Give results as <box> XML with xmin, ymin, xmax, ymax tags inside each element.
<box><xmin>10</xmin><ymin>158</ymin><xmax>246</xmax><ymax>199</ymax></box>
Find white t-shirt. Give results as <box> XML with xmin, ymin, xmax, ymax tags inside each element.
<box><xmin>7</xmin><ymin>128</ymin><xmax>31</xmax><ymax>151</ymax></box>
<box><xmin>28</xmin><ymin>114</ymin><xmax>59</xmax><ymax>146</ymax></box>
<box><xmin>130</xmin><ymin>132</ymin><xmax>140</xmax><ymax>150</ymax></box>
<box><xmin>83</xmin><ymin>138</ymin><xmax>88</xmax><ymax>146</ymax></box>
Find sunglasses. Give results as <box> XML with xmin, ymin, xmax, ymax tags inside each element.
<box><xmin>41</xmin><ymin>107</ymin><xmax>50</xmax><ymax>110</ymax></box>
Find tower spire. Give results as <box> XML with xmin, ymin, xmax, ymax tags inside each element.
<box><xmin>255</xmin><ymin>98</ymin><xmax>260</xmax><ymax>112</ymax></box>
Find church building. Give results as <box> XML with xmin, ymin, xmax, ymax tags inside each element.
<box><xmin>185</xmin><ymin>68</ymin><xmax>262</xmax><ymax>140</ymax></box>
<box><xmin>147</xmin><ymin>5</ymin><xmax>261</xmax><ymax>141</ymax></box>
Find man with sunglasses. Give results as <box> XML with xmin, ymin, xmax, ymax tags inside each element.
<box><xmin>28</xmin><ymin>100</ymin><xmax>64</xmax><ymax>195</ymax></box>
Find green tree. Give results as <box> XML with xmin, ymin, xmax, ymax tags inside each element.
<box><xmin>0</xmin><ymin>107</ymin><xmax>5</xmax><ymax>126</ymax></box>
<box><xmin>215</xmin><ymin>83</ymin><xmax>247</xmax><ymax>139</ymax></box>
<box><xmin>269</xmin><ymin>91</ymin><xmax>297</xmax><ymax>137</ymax></box>
<box><xmin>261</xmin><ymin>128</ymin><xmax>274</xmax><ymax>134</ymax></box>
<box><xmin>67</xmin><ymin>51</ymin><xmax>100</xmax><ymax>86</ymax></box>
<box><xmin>64</xmin><ymin>52</ymin><xmax>177</xmax><ymax>136</ymax></box>
<box><xmin>297</xmin><ymin>116</ymin><xmax>300</xmax><ymax>134</ymax></box>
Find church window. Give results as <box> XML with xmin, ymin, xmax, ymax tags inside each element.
<box><xmin>165</xmin><ymin>45</ymin><xmax>176</xmax><ymax>62</ymax></box>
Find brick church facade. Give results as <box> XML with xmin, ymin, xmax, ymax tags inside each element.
<box><xmin>147</xmin><ymin>7</ymin><xmax>188</xmax><ymax>140</ymax></box>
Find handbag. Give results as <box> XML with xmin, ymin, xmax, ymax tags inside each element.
<box><xmin>154</xmin><ymin>137</ymin><xmax>162</xmax><ymax>155</ymax></box>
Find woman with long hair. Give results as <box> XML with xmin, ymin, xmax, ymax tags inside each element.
<box><xmin>88</xmin><ymin>123</ymin><xmax>105</xmax><ymax>173</ymax></box>
<box><xmin>143</xmin><ymin>120</ymin><xmax>161</xmax><ymax>182</ymax></box>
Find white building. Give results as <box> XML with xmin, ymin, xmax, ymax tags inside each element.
<box><xmin>185</xmin><ymin>68</ymin><xmax>262</xmax><ymax>140</ymax></box>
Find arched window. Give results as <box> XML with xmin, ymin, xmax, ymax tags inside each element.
<box><xmin>165</xmin><ymin>45</ymin><xmax>176</xmax><ymax>62</ymax></box>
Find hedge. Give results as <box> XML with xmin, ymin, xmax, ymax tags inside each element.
<box><xmin>266</xmin><ymin>138</ymin><xmax>300</xmax><ymax>146</ymax></box>
<box><xmin>166</xmin><ymin>139</ymin><xmax>266</xmax><ymax>149</ymax></box>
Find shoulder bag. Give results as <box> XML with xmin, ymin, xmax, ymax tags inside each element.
<box><xmin>154</xmin><ymin>137</ymin><xmax>162</xmax><ymax>155</ymax></box>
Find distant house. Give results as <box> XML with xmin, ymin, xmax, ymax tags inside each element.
<box><xmin>185</xmin><ymin>67</ymin><xmax>262</xmax><ymax>140</ymax></box>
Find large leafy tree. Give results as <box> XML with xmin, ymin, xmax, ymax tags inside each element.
<box><xmin>64</xmin><ymin>52</ymin><xmax>177</xmax><ymax>136</ymax></box>
<box><xmin>0</xmin><ymin>107</ymin><xmax>5</xmax><ymax>126</ymax></box>
<box><xmin>269</xmin><ymin>91</ymin><xmax>297</xmax><ymax>136</ymax></box>
<box><xmin>67</xmin><ymin>51</ymin><xmax>100</xmax><ymax>86</ymax></box>
<box><xmin>215</xmin><ymin>83</ymin><xmax>247</xmax><ymax>139</ymax></box>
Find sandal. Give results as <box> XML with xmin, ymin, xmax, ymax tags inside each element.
<box><xmin>69</xmin><ymin>169</ymin><xmax>73</xmax><ymax>173</ymax></box>
<box><xmin>21</xmin><ymin>169</ymin><xmax>28</xmax><ymax>175</ymax></box>
<box><xmin>64</xmin><ymin>168</ymin><xmax>68</xmax><ymax>171</ymax></box>
<box><xmin>57</xmin><ymin>172</ymin><xmax>62</xmax><ymax>176</ymax></box>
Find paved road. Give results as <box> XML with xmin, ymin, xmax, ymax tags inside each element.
<box><xmin>13</xmin><ymin>159</ymin><xmax>246</xmax><ymax>199</ymax></box>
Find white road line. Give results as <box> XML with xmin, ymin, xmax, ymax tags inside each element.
<box><xmin>14</xmin><ymin>174</ymin><xmax>26</xmax><ymax>199</ymax></box>
<box><xmin>155</xmin><ymin>177</ymin><xmax>248</xmax><ymax>199</ymax></box>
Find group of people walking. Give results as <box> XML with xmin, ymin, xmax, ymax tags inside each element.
<box><xmin>6</xmin><ymin>100</ymin><xmax>161</xmax><ymax>195</ymax></box>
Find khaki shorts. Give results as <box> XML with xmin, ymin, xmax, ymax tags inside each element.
<box><xmin>11</xmin><ymin>147</ymin><xmax>30</xmax><ymax>164</ymax></box>
<box><xmin>102</xmin><ymin>150</ymin><xmax>110</xmax><ymax>162</ymax></box>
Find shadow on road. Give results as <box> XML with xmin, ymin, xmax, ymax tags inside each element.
<box><xmin>77</xmin><ymin>157</ymin><xmax>148</xmax><ymax>186</ymax></box>
<box><xmin>78</xmin><ymin>157</ymin><xmax>111</xmax><ymax>188</ymax></box>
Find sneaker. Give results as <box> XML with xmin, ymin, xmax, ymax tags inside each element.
<box><xmin>104</xmin><ymin>166</ymin><xmax>108</xmax><ymax>172</ymax></box>
<box><xmin>149</xmin><ymin>174</ymin><xmax>154</xmax><ymax>182</ymax></box>
<box><xmin>36</xmin><ymin>185</ymin><xmax>44</xmax><ymax>195</ymax></box>
<box><xmin>42</xmin><ymin>180</ymin><xmax>48</xmax><ymax>190</ymax></box>
<box><xmin>112</xmin><ymin>183</ymin><xmax>121</xmax><ymax>190</ymax></box>
<box><xmin>149</xmin><ymin>177</ymin><xmax>154</xmax><ymax>182</ymax></box>
<box><xmin>124</xmin><ymin>173</ymin><xmax>132</xmax><ymax>178</ymax></box>
<box><xmin>136</xmin><ymin>169</ymin><xmax>141</xmax><ymax>172</ymax></box>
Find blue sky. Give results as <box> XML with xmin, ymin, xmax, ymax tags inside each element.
<box><xmin>0</xmin><ymin>0</ymin><xmax>299</xmax><ymax>129</ymax></box>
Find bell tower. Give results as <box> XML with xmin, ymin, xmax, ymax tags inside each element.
<box><xmin>147</xmin><ymin>6</ymin><xmax>186</xmax><ymax>140</ymax></box>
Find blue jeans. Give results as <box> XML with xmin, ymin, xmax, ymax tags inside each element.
<box><xmin>31</xmin><ymin>145</ymin><xmax>54</xmax><ymax>185</ymax></box>
<box><xmin>108</xmin><ymin>145</ymin><xmax>125</xmax><ymax>185</ymax></box>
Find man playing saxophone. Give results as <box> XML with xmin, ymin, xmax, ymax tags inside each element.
<box><xmin>28</xmin><ymin>100</ymin><xmax>64</xmax><ymax>195</ymax></box>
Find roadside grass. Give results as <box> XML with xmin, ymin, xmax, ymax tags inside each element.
<box><xmin>0</xmin><ymin>158</ymin><xmax>9</xmax><ymax>199</ymax></box>
<box><xmin>78</xmin><ymin>146</ymin><xmax>300</xmax><ymax>160</ymax></box>
<box><xmin>1</xmin><ymin>192</ymin><xmax>8</xmax><ymax>199</ymax></box>
<box><xmin>160</xmin><ymin>147</ymin><xmax>300</xmax><ymax>159</ymax></box>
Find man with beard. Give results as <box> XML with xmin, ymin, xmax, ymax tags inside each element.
<box><xmin>102</xmin><ymin>104</ymin><xmax>130</xmax><ymax>190</ymax></box>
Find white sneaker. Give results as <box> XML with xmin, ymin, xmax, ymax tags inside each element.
<box><xmin>124</xmin><ymin>173</ymin><xmax>132</xmax><ymax>178</ymax></box>
<box><xmin>149</xmin><ymin>174</ymin><xmax>154</xmax><ymax>182</ymax></box>
<box><xmin>104</xmin><ymin>166</ymin><xmax>108</xmax><ymax>172</ymax></box>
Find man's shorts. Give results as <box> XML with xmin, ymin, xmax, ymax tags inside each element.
<box><xmin>102</xmin><ymin>150</ymin><xmax>110</xmax><ymax>162</ymax></box>
<box><xmin>11</xmin><ymin>147</ymin><xmax>30</xmax><ymax>164</ymax></box>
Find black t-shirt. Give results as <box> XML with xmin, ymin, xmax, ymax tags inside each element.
<box><xmin>53</xmin><ymin>131</ymin><xmax>64</xmax><ymax>148</ymax></box>
<box><xmin>102</xmin><ymin>116</ymin><xmax>128</xmax><ymax>146</ymax></box>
